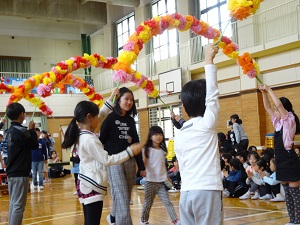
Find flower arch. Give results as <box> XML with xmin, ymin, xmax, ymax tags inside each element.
<box><xmin>0</xmin><ymin>0</ymin><xmax>264</xmax><ymax>115</ymax></box>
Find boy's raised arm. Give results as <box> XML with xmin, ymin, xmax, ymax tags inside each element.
<box><xmin>203</xmin><ymin>44</ymin><xmax>219</xmax><ymax>129</ymax></box>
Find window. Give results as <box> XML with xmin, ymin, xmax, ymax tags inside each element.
<box><xmin>199</xmin><ymin>0</ymin><xmax>231</xmax><ymax>45</ymax></box>
<box><xmin>149</xmin><ymin>105</ymin><xmax>182</xmax><ymax>139</ymax></box>
<box><xmin>152</xmin><ymin>0</ymin><xmax>178</xmax><ymax>61</ymax></box>
<box><xmin>116</xmin><ymin>14</ymin><xmax>137</xmax><ymax>70</ymax></box>
<box><xmin>117</xmin><ymin>14</ymin><xmax>135</xmax><ymax>55</ymax></box>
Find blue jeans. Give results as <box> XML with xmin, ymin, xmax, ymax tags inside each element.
<box><xmin>32</xmin><ymin>161</ymin><xmax>44</xmax><ymax>186</ymax></box>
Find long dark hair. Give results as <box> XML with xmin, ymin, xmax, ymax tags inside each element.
<box><xmin>230</xmin><ymin>114</ymin><xmax>243</xmax><ymax>124</ymax></box>
<box><xmin>229</xmin><ymin>158</ymin><xmax>247</xmax><ymax>180</ymax></box>
<box><xmin>280</xmin><ymin>97</ymin><xmax>300</xmax><ymax>134</ymax></box>
<box><xmin>114</xmin><ymin>87</ymin><xmax>137</xmax><ymax>117</ymax></box>
<box><xmin>144</xmin><ymin>126</ymin><xmax>167</xmax><ymax>158</ymax></box>
<box><xmin>256</xmin><ymin>158</ymin><xmax>269</xmax><ymax>172</ymax></box>
<box><xmin>61</xmin><ymin>101</ymin><xmax>99</xmax><ymax>149</ymax></box>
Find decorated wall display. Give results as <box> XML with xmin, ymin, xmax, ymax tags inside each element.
<box><xmin>0</xmin><ymin>0</ymin><xmax>264</xmax><ymax>115</ymax></box>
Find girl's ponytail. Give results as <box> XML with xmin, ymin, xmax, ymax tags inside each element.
<box><xmin>293</xmin><ymin>111</ymin><xmax>300</xmax><ymax>134</ymax></box>
<box><xmin>61</xmin><ymin>117</ymin><xmax>80</xmax><ymax>149</ymax></box>
<box><xmin>279</xmin><ymin>97</ymin><xmax>300</xmax><ymax>134</ymax></box>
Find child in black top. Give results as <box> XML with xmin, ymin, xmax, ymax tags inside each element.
<box><xmin>100</xmin><ymin>87</ymin><xmax>145</xmax><ymax>225</ymax></box>
<box><xmin>5</xmin><ymin>103</ymin><xmax>39</xmax><ymax>225</ymax></box>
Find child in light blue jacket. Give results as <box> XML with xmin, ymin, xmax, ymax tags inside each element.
<box><xmin>259</xmin><ymin>158</ymin><xmax>285</xmax><ymax>202</ymax></box>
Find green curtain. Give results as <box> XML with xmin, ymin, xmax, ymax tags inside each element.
<box><xmin>0</xmin><ymin>58</ymin><xmax>30</xmax><ymax>76</ymax></box>
<box><xmin>112</xmin><ymin>24</ymin><xmax>118</xmax><ymax>58</ymax></box>
<box><xmin>40</xmin><ymin>115</ymin><xmax>48</xmax><ymax>132</ymax></box>
<box><xmin>81</xmin><ymin>34</ymin><xmax>92</xmax><ymax>80</ymax></box>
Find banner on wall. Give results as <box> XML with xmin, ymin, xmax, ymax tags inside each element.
<box><xmin>4</xmin><ymin>78</ymin><xmax>37</xmax><ymax>93</ymax></box>
<box><xmin>2</xmin><ymin>78</ymin><xmax>94</xmax><ymax>94</ymax></box>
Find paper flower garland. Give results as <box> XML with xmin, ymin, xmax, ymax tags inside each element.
<box><xmin>228</xmin><ymin>0</ymin><xmax>264</xmax><ymax>20</ymax></box>
<box><xmin>3</xmin><ymin>2</ymin><xmax>265</xmax><ymax>115</ymax></box>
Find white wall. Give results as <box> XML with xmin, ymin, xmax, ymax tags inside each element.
<box><xmin>1</xmin><ymin>1</ymin><xmax>300</xmax><ymax>115</ymax></box>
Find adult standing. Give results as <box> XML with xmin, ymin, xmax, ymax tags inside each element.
<box><xmin>230</xmin><ymin>114</ymin><xmax>249</xmax><ymax>151</ymax></box>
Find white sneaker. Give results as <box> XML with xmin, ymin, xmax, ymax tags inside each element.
<box><xmin>223</xmin><ymin>189</ymin><xmax>230</xmax><ymax>197</ymax></box>
<box><xmin>34</xmin><ymin>186</ymin><xmax>38</xmax><ymax>190</ymax></box>
<box><xmin>270</xmin><ymin>194</ymin><xmax>285</xmax><ymax>202</ymax></box>
<box><xmin>251</xmin><ymin>192</ymin><xmax>260</xmax><ymax>200</ymax></box>
<box><xmin>106</xmin><ymin>214</ymin><xmax>116</xmax><ymax>225</ymax></box>
<box><xmin>39</xmin><ymin>186</ymin><xmax>44</xmax><ymax>190</ymax></box>
<box><xmin>239</xmin><ymin>191</ymin><xmax>250</xmax><ymax>200</ymax></box>
<box><xmin>137</xmin><ymin>185</ymin><xmax>145</xmax><ymax>190</ymax></box>
<box><xmin>140</xmin><ymin>221</ymin><xmax>150</xmax><ymax>225</ymax></box>
<box><xmin>168</xmin><ymin>187</ymin><xmax>180</xmax><ymax>193</ymax></box>
<box><xmin>259</xmin><ymin>194</ymin><xmax>272</xmax><ymax>200</ymax></box>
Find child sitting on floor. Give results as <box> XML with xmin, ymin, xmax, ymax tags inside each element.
<box><xmin>48</xmin><ymin>150</ymin><xmax>65</xmax><ymax>178</ymax></box>
<box><xmin>258</xmin><ymin>158</ymin><xmax>285</xmax><ymax>202</ymax></box>
<box><xmin>248</xmin><ymin>158</ymin><xmax>272</xmax><ymax>200</ymax></box>
<box><xmin>223</xmin><ymin>158</ymin><xmax>248</xmax><ymax>198</ymax></box>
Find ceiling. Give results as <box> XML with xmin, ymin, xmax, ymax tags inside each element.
<box><xmin>0</xmin><ymin>0</ymin><xmax>140</xmax><ymax>27</ymax></box>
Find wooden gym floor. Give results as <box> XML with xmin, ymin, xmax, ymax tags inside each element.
<box><xmin>0</xmin><ymin>175</ymin><xmax>290</xmax><ymax>225</ymax></box>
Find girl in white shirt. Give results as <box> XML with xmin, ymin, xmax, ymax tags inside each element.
<box><xmin>140</xmin><ymin>126</ymin><xmax>180</xmax><ymax>225</ymax></box>
<box><xmin>61</xmin><ymin>100</ymin><xmax>141</xmax><ymax>225</ymax></box>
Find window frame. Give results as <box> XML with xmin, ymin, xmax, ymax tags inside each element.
<box><xmin>151</xmin><ymin>0</ymin><xmax>178</xmax><ymax>62</ymax></box>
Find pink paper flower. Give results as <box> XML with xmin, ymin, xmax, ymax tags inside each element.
<box><xmin>123</xmin><ymin>41</ymin><xmax>135</xmax><ymax>51</ymax></box>
<box><xmin>204</xmin><ymin>27</ymin><xmax>218</xmax><ymax>39</ymax></box>
<box><xmin>191</xmin><ymin>24</ymin><xmax>202</xmax><ymax>34</ymax></box>
<box><xmin>37</xmin><ymin>83</ymin><xmax>53</xmax><ymax>97</ymax></box>
<box><xmin>246</xmin><ymin>68</ymin><xmax>257</xmax><ymax>78</ymax></box>
<box><xmin>72</xmin><ymin>78</ymin><xmax>83</xmax><ymax>88</ymax></box>
<box><xmin>221</xmin><ymin>36</ymin><xmax>232</xmax><ymax>44</ymax></box>
<box><xmin>177</xmin><ymin>17</ymin><xmax>187</xmax><ymax>31</ymax></box>
<box><xmin>113</xmin><ymin>70</ymin><xmax>129</xmax><ymax>84</ymax></box>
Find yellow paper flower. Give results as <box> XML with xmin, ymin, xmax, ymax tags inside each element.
<box><xmin>148</xmin><ymin>89</ymin><xmax>159</xmax><ymax>98</ymax></box>
<box><xmin>84</xmin><ymin>53</ymin><xmax>98</xmax><ymax>67</ymax></box>
<box><xmin>118</xmin><ymin>51</ymin><xmax>137</xmax><ymax>64</ymax></box>
<box><xmin>65</xmin><ymin>59</ymin><xmax>74</xmax><ymax>71</ymax></box>
<box><xmin>134</xmin><ymin>72</ymin><xmax>142</xmax><ymax>79</ymax></box>
<box><xmin>228</xmin><ymin>0</ymin><xmax>253</xmax><ymax>11</ymax></box>
<box><xmin>138</xmin><ymin>29</ymin><xmax>151</xmax><ymax>43</ymax></box>
<box><xmin>227</xmin><ymin>51</ymin><xmax>239</xmax><ymax>59</ymax></box>
<box><xmin>43</xmin><ymin>78</ymin><xmax>52</xmax><ymax>85</ymax></box>
<box><xmin>100</xmin><ymin>55</ymin><xmax>107</xmax><ymax>63</ymax></box>
<box><xmin>253</xmin><ymin>61</ymin><xmax>260</xmax><ymax>73</ymax></box>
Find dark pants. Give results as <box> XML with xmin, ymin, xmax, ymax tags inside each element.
<box><xmin>224</xmin><ymin>179</ymin><xmax>247</xmax><ymax>198</ymax></box>
<box><xmin>258</xmin><ymin>184</ymin><xmax>270</xmax><ymax>196</ymax></box>
<box><xmin>83</xmin><ymin>201</ymin><xmax>103</xmax><ymax>225</ymax></box>
<box><xmin>240</xmin><ymin>139</ymin><xmax>249</xmax><ymax>151</ymax></box>
<box><xmin>267</xmin><ymin>183</ymin><xmax>280</xmax><ymax>196</ymax></box>
<box><xmin>74</xmin><ymin>173</ymin><xmax>78</xmax><ymax>188</ymax></box>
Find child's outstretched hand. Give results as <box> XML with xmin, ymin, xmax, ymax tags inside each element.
<box><xmin>109</xmin><ymin>88</ymin><xmax>120</xmax><ymax>102</ymax></box>
<box><xmin>170</xmin><ymin>111</ymin><xmax>175</xmax><ymax>119</ymax></box>
<box><xmin>129</xmin><ymin>143</ymin><xmax>142</xmax><ymax>156</ymax></box>
<box><xmin>259</xmin><ymin>84</ymin><xmax>270</xmax><ymax>93</ymax></box>
<box><xmin>1</xmin><ymin>117</ymin><xmax>6</xmax><ymax>124</ymax></box>
<box><xmin>205</xmin><ymin>44</ymin><xmax>219</xmax><ymax>64</ymax></box>
<box><xmin>28</xmin><ymin>121</ymin><xmax>35</xmax><ymax>130</ymax></box>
